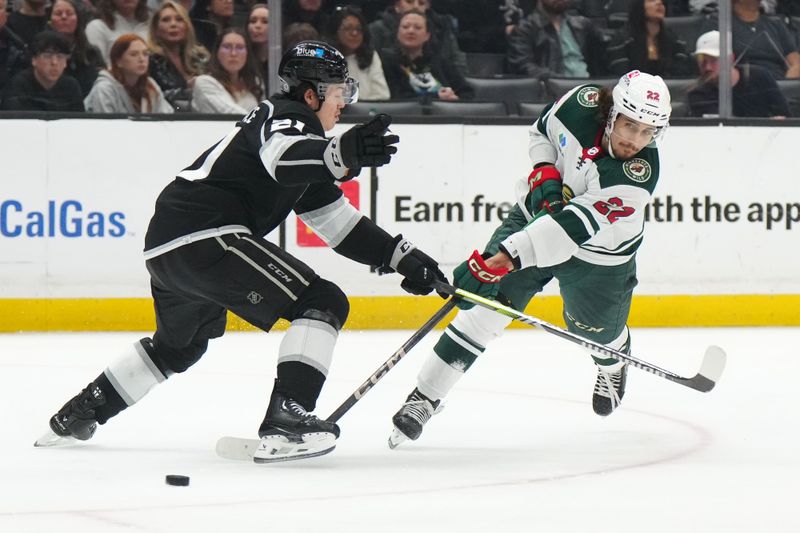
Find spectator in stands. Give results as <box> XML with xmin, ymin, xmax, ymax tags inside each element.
<box><xmin>380</xmin><ymin>9</ymin><xmax>473</xmax><ymax>101</ymax></box>
<box><xmin>7</xmin><ymin>0</ymin><xmax>47</xmax><ymax>47</ymax></box>
<box><xmin>148</xmin><ymin>1</ymin><xmax>210</xmax><ymax>111</ymax></box>
<box><xmin>506</xmin><ymin>0</ymin><xmax>608</xmax><ymax>79</ymax></box>
<box><xmin>48</xmin><ymin>0</ymin><xmax>105</xmax><ymax>97</ymax></box>
<box><xmin>191</xmin><ymin>0</ymin><xmax>234</xmax><ymax>52</ymax></box>
<box><xmin>370</xmin><ymin>0</ymin><xmax>467</xmax><ymax>76</ymax></box>
<box><xmin>1</xmin><ymin>0</ymin><xmax>29</xmax><ymax>92</ymax></box>
<box><xmin>1</xmin><ymin>30</ymin><xmax>84</xmax><ymax>110</ymax></box>
<box><xmin>191</xmin><ymin>27</ymin><xmax>263</xmax><ymax>113</ymax></box>
<box><xmin>86</xmin><ymin>0</ymin><xmax>149</xmax><ymax>65</ymax></box>
<box><xmin>247</xmin><ymin>3</ymin><xmax>269</xmax><ymax>81</ymax></box>
<box><xmin>84</xmin><ymin>33</ymin><xmax>174</xmax><ymax>113</ymax></box>
<box><xmin>607</xmin><ymin>0</ymin><xmax>694</xmax><ymax>77</ymax></box>
<box><xmin>325</xmin><ymin>5</ymin><xmax>389</xmax><ymax>101</ymax></box>
<box><xmin>283</xmin><ymin>0</ymin><xmax>329</xmax><ymax>34</ymax></box>
<box><xmin>434</xmin><ymin>0</ymin><xmax>535</xmax><ymax>54</ymax></box>
<box><xmin>732</xmin><ymin>0</ymin><xmax>800</xmax><ymax>78</ymax></box>
<box><xmin>688</xmin><ymin>30</ymin><xmax>789</xmax><ymax>117</ymax></box>
<box><xmin>283</xmin><ymin>21</ymin><xmax>318</xmax><ymax>49</ymax></box>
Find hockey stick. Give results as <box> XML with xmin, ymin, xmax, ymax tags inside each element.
<box><xmin>325</xmin><ymin>297</ymin><xmax>458</xmax><ymax>422</ymax></box>
<box><xmin>216</xmin><ymin>298</ymin><xmax>458</xmax><ymax>461</ymax></box>
<box><xmin>431</xmin><ymin>281</ymin><xmax>726</xmax><ymax>393</ymax></box>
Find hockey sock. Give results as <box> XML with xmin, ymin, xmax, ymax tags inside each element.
<box><xmin>417</xmin><ymin>305</ymin><xmax>512</xmax><ymax>400</ymax></box>
<box><xmin>102</xmin><ymin>339</ymin><xmax>169</xmax><ymax>416</ymax></box>
<box><xmin>275</xmin><ymin>363</ymin><xmax>326</xmax><ymax>411</ymax></box>
<box><xmin>590</xmin><ymin>327</ymin><xmax>630</xmax><ymax>368</ymax></box>
<box><xmin>274</xmin><ymin>317</ymin><xmax>338</xmax><ymax>411</ymax></box>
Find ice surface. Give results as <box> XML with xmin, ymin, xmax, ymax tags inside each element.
<box><xmin>1</xmin><ymin>327</ymin><xmax>797</xmax><ymax>533</ymax></box>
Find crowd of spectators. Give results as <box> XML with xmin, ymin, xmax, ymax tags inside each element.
<box><xmin>0</xmin><ymin>0</ymin><xmax>798</xmax><ymax>117</ymax></box>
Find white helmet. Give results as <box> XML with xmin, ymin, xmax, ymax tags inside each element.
<box><xmin>607</xmin><ymin>70</ymin><xmax>671</xmax><ymax>144</ymax></box>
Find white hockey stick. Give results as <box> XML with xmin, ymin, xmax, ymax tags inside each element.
<box><xmin>432</xmin><ymin>282</ymin><xmax>726</xmax><ymax>393</ymax></box>
<box><xmin>216</xmin><ymin>299</ymin><xmax>458</xmax><ymax>462</ymax></box>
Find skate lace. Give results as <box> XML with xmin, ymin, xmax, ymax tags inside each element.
<box><xmin>284</xmin><ymin>399</ymin><xmax>311</xmax><ymax>418</ymax></box>
<box><xmin>403</xmin><ymin>394</ymin><xmax>436</xmax><ymax>425</ymax></box>
<box><xmin>594</xmin><ymin>367</ymin><xmax>623</xmax><ymax>407</ymax></box>
<box><xmin>67</xmin><ymin>385</ymin><xmax>105</xmax><ymax>419</ymax></box>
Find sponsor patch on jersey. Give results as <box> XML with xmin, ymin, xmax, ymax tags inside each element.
<box><xmin>622</xmin><ymin>158</ymin><xmax>652</xmax><ymax>183</ymax></box>
<box><xmin>559</xmin><ymin>133</ymin><xmax>567</xmax><ymax>148</ymax></box>
<box><xmin>577</xmin><ymin>87</ymin><xmax>599</xmax><ymax>108</ymax></box>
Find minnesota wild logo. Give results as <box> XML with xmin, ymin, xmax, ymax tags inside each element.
<box><xmin>622</xmin><ymin>158</ymin><xmax>652</xmax><ymax>183</ymax></box>
<box><xmin>576</xmin><ymin>87</ymin><xmax>599</xmax><ymax>107</ymax></box>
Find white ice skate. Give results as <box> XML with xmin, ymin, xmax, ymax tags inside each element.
<box><xmin>388</xmin><ymin>388</ymin><xmax>444</xmax><ymax>449</ymax></box>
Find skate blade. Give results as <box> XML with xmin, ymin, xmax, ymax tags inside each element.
<box><xmin>253</xmin><ymin>432</ymin><xmax>336</xmax><ymax>464</ymax></box>
<box><xmin>387</xmin><ymin>427</ymin><xmax>409</xmax><ymax>450</ymax></box>
<box><xmin>33</xmin><ymin>429</ymin><xmax>77</xmax><ymax>448</ymax></box>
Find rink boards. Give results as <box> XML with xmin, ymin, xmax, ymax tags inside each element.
<box><xmin>1</xmin><ymin>119</ymin><xmax>798</xmax><ymax>330</ymax></box>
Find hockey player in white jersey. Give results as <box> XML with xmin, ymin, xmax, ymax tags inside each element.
<box><xmin>34</xmin><ymin>41</ymin><xmax>448</xmax><ymax>462</ymax></box>
<box><xmin>389</xmin><ymin>70</ymin><xmax>672</xmax><ymax>448</ymax></box>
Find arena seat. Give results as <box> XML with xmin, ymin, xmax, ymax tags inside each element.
<box><xmin>465</xmin><ymin>76</ymin><xmax>547</xmax><ymax>108</ymax></box>
<box><xmin>663</xmin><ymin>15</ymin><xmax>714</xmax><ymax>53</ymax></box>
<box><xmin>465</xmin><ymin>53</ymin><xmax>507</xmax><ymax>78</ymax></box>
<box><xmin>776</xmin><ymin>79</ymin><xmax>800</xmax><ymax>117</ymax></box>
<box><xmin>544</xmin><ymin>77</ymin><xmax>616</xmax><ymax>100</ymax></box>
<box><xmin>665</xmin><ymin>78</ymin><xmax>697</xmax><ymax>103</ymax></box>
<box><xmin>516</xmin><ymin>102</ymin><xmax>550</xmax><ymax>119</ymax></box>
<box><xmin>428</xmin><ymin>101</ymin><xmax>508</xmax><ymax>117</ymax></box>
<box><xmin>343</xmin><ymin>100</ymin><xmax>425</xmax><ymax>116</ymax></box>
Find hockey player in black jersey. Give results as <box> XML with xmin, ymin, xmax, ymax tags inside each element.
<box><xmin>35</xmin><ymin>41</ymin><xmax>448</xmax><ymax>462</ymax></box>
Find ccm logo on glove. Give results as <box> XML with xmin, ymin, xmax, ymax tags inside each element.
<box><xmin>467</xmin><ymin>250</ymin><xmax>508</xmax><ymax>283</ymax></box>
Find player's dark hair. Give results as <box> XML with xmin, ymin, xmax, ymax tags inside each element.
<box><xmin>597</xmin><ymin>87</ymin><xmax>614</xmax><ymax>122</ymax></box>
<box><xmin>288</xmin><ymin>81</ymin><xmax>315</xmax><ymax>103</ymax></box>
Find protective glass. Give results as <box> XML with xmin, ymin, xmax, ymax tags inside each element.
<box><xmin>319</xmin><ymin>77</ymin><xmax>359</xmax><ymax>104</ymax></box>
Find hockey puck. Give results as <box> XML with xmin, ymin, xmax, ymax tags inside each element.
<box><xmin>165</xmin><ymin>475</ymin><xmax>190</xmax><ymax>486</ymax></box>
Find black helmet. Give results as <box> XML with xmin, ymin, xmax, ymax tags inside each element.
<box><xmin>278</xmin><ymin>40</ymin><xmax>359</xmax><ymax>103</ymax></box>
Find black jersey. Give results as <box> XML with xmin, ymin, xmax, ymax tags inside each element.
<box><xmin>145</xmin><ymin>95</ymin><xmax>348</xmax><ymax>256</ymax></box>
<box><xmin>144</xmin><ymin>94</ymin><xmax>395</xmax><ymax>269</ymax></box>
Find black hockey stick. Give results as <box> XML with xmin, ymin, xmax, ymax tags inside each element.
<box><xmin>215</xmin><ymin>298</ymin><xmax>458</xmax><ymax>461</ymax></box>
<box><xmin>432</xmin><ymin>281</ymin><xmax>726</xmax><ymax>393</ymax></box>
<box><xmin>325</xmin><ymin>297</ymin><xmax>458</xmax><ymax>422</ymax></box>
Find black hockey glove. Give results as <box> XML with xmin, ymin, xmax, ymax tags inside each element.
<box><xmin>382</xmin><ymin>235</ymin><xmax>449</xmax><ymax>297</ymax></box>
<box><xmin>339</xmin><ymin>114</ymin><xmax>399</xmax><ymax>168</ymax></box>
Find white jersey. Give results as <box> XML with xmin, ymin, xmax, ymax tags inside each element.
<box><xmin>502</xmin><ymin>84</ymin><xmax>660</xmax><ymax>269</ymax></box>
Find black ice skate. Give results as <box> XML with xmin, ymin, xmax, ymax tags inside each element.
<box><xmin>592</xmin><ymin>363</ymin><xmax>628</xmax><ymax>416</ymax></box>
<box><xmin>254</xmin><ymin>391</ymin><xmax>340</xmax><ymax>463</ymax></box>
<box><xmin>34</xmin><ymin>383</ymin><xmax>106</xmax><ymax>447</ymax></box>
<box><xmin>388</xmin><ymin>388</ymin><xmax>442</xmax><ymax>449</ymax></box>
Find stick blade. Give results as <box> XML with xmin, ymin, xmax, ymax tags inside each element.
<box><xmin>687</xmin><ymin>345</ymin><xmax>727</xmax><ymax>392</ymax></box>
<box><xmin>215</xmin><ymin>436</ymin><xmax>259</xmax><ymax>461</ymax></box>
